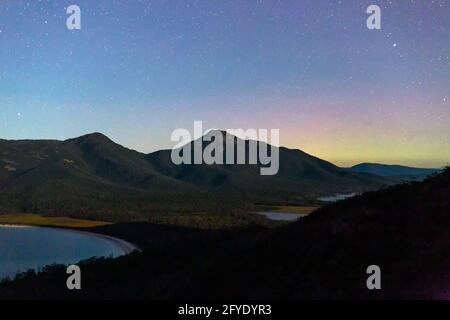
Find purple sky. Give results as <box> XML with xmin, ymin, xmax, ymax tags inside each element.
<box><xmin>0</xmin><ymin>0</ymin><xmax>448</xmax><ymax>167</ymax></box>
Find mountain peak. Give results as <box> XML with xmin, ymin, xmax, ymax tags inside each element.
<box><xmin>67</xmin><ymin>132</ymin><xmax>112</xmax><ymax>144</ymax></box>
<box><xmin>203</xmin><ymin>129</ymin><xmax>231</xmax><ymax>138</ymax></box>
<box><xmin>83</xmin><ymin>132</ymin><xmax>109</xmax><ymax>139</ymax></box>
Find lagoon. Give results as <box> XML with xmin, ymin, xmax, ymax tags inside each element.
<box><xmin>0</xmin><ymin>225</ymin><xmax>135</xmax><ymax>280</ymax></box>
<box><xmin>317</xmin><ymin>193</ymin><xmax>357</xmax><ymax>203</ymax></box>
<box><xmin>258</xmin><ymin>212</ymin><xmax>307</xmax><ymax>221</ymax></box>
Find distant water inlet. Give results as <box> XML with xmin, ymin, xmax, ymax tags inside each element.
<box><xmin>258</xmin><ymin>212</ymin><xmax>308</xmax><ymax>221</ymax></box>
<box><xmin>0</xmin><ymin>225</ymin><xmax>136</xmax><ymax>280</ymax></box>
<box><xmin>317</xmin><ymin>193</ymin><xmax>357</xmax><ymax>203</ymax></box>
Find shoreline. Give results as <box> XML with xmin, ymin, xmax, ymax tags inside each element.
<box><xmin>70</xmin><ymin>229</ymin><xmax>139</xmax><ymax>255</ymax></box>
<box><xmin>0</xmin><ymin>224</ymin><xmax>32</xmax><ymax>228</ymax></box>
<box><xmin>0</xmin><ymin>223</ymin><xmax>139</xmax><ymax>255</ymax></box>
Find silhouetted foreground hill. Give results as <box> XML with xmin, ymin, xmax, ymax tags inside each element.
<box><xmin>0</xmin><ymin>132</ymin><xmax>394</xmax><ymax>221</ymax></box>
<box><xmin>181</xmin><ymin>167</ymin><xmax>449</xmax><ymax>299</ymax></box>
<box><xmin>0</xmin><ymin>169</ymin><xmax>447</xmax><ymax>299</ymax></box>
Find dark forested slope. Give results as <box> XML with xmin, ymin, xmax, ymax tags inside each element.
<box><xmin>0</xmin><ymin>169</ymin><xmax>447</xmax><ymax>299</ymax></box>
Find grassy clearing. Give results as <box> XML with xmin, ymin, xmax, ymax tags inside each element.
<box><xmin>256</xmin><ymin>205</ymin><xmax>319</xmax><ymax>215</ymax></box>
<box><xmin>0</xmin><ymin>213</ymin><xmax>111</xmax><ymax>228</ymax></box>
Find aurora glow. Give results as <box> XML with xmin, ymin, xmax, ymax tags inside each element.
<box><xmin>0</xmin><ymin>0</ymin><xmax>448</xmax><ymax>167</ymax></box>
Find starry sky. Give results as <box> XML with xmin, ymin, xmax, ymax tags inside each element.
<box><xmin>0</xmin><ymin>0</ymin><xmax>448</xmax><ymax>167</ymax></box>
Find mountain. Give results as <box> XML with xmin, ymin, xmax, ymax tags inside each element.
<box><xmin>0</xmin><ymin>133</ymin><xmax>194</xmax><ymax>221</ymax></box>
<box><xmin>0</xmin><ymin>132</ymin><xmax>396</xmax><ymax>220</ymax></box>
<box><xmin>146</xmin><ymin>130</ymin><xmax>394</xmax><ymax>203</ymax></box>
<box><xmin>350</xmin><ymin>163</ymin><xmax>440</xmax><ymax>179</ymax></box>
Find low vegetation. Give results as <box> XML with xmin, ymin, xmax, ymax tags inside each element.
<box><xmin>146</xmin><ymin>211</ymin><xmax>271</xmax><ymax>229</ymax></box>
<box><xmin>0</xmin><ymin>214</ymin><xmax>110</xmax><ymax>228</ymax></box>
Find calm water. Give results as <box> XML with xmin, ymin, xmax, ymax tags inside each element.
<box><xmin>258</xmin><ymin>212</ymin><xmax>307</xmax><ymax>221</ymax></box>
<box><xmin>0</xmin><ymin>226</ymin><xmax>131</xmax><ymax>280</ymax></box>
<box><xmin>317</xmin><ymin>193</ymin><xmax>357</xmax><ymax>203</ymax></box>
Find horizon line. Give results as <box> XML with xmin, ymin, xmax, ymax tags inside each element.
<box><xmin>0</xmin><ymin>131</ymin><xmax>446</xmax><ymax>170</ymax></box>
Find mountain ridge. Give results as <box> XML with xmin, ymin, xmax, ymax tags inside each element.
<box><xmin>350</xmin><ymin>162</ymin><xmax>441</xmax><ymax>179</ymax></box>
<box><xmin>0</xmin><ymin>132</ymin><xmax>399</xmax><ymax>220</ymax></box>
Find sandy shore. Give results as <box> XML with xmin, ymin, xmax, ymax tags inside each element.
<box><xmin>70</xmin><ymin>229</ymin><xmax>139</xmax><ymax>255</ymax></box>
<box><xmin>0</xmin><ymin>224</ymin><xmax>139</xmax><ymax>255</ymax></box>
<box><xmin>0</xmin><ymin>224</ymin><xmax>32</xmax><ymax>228</ymax></box>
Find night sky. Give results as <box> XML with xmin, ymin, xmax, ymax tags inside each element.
<box><xmin>0</xmin><ymin>0</ymin><xmax>448</xmax><ymax>167</ymax></box>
